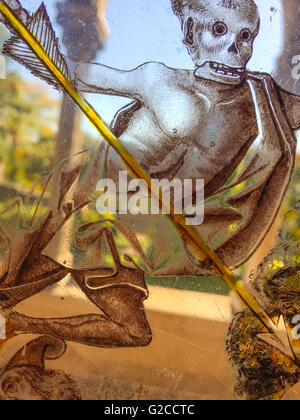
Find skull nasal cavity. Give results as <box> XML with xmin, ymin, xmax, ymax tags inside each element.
<box><xmin>228</xmin><ymin>42</ymin><xmax>239</xmax><ymax>55</ymax></box>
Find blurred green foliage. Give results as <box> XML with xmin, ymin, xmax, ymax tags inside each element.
<box><xmin>0</xmin><ymin>71</ymin><xmax>59</xmax><ymax>190</ymax></box>
<box><xmin>0</xmin><ymin>27</ymin><xmax>59</xmax><ymax>190</ymax></box>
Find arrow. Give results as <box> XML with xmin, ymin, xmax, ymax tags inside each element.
<box><xmin>0</xmin><ymin>0</ymin><xmax>296</xmax><ymax>360</ymax></box>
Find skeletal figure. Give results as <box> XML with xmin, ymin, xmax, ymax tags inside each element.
<box><xmin>0</xmin><ymin>0</ymin><xmax>299</xmax><ymax>374</ymax></box>
<box><xmin>71</xmin><ymin>0</ymin><xmax>298</xmax><ymax>270</ymax></box>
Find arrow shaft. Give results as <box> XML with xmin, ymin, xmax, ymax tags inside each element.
<box><xmin>0</xmin><ymin>1</ymin><xmax>277</xmax><ymax>334</ymax></box>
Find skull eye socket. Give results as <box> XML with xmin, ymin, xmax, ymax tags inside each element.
<box><xmin>240</xmin><ymin>29</ymin><xmax>252</xmax><ymax>42</ymax></box>
<box><xmin>212</xmin><ymin>22</ymin><xmax>228</xmax><ymax>37</ymax></box>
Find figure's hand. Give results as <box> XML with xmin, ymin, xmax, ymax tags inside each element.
<box><xmin>62</xmin><ymin>55</ymin><xmax>90</xmax><ymax>92</ymax></box>
<box><xmin>62</xmin><ymin>54</ymin><xmax>78</xmax><ymax>83</ymax></box>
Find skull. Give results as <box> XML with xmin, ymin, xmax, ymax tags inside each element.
<box><xmin>172</xmin><ymin>0</ymin><xmax>260</xmax><ymax>85</ymax></box>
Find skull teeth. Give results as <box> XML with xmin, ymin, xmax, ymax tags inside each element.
<box><xmin>210</xmin><ymin>62</ymin><xmax>244</xmax><ymax>78</ymax></box>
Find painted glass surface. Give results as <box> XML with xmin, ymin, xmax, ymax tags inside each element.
<box><xmin>0</xmin><ymin>0</ymin><xmax>299</xmax><ymax>400</ymax></box>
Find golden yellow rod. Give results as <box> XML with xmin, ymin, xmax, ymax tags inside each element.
<box><xmin>0</xmin><ymin>1</ymin><xmax>280</xmax><ymax>334</ymax></box>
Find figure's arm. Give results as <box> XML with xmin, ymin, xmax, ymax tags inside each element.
<box><xmin>73</xmin><ymin>60</ymin><xmax>160</xmax><ymax>100</ymax></box>
<box><xmin>278</xmin><ymin>86</ymin><xmax>300</xmax><ymax>130</ymax></box>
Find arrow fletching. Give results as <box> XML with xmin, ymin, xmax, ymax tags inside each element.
<box><xmin>0</xmin><ymin>0</ymin><xmax>29</xmax><ymax>33</ymax></box>
<box><xmin>2</xmin><ymin>1</ymin><xmax>70</xmax><ymax>91</ymax></box>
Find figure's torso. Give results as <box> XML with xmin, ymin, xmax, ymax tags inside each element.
<box><xmin>108</xmin><ymin>66</ymin><xmax>258</xmax><ymax>190</ymax></box>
